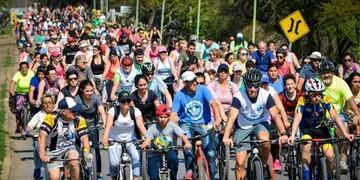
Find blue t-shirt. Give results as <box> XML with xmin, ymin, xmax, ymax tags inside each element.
<box><xmin>269</xmin><ymin>76</ymin><xmax>284</xmax><ymax>94</ymax></box>
<box><xmin>172</xmin><ymin>85</ymin><xmax>213</xmax><ymax>124</ymax></box>
<box><xmin>30</xmin><ymin>76</ymin><xmax>40</xmax><ymax>100</ymax></box>
<box><xmin>202</xmin><ymin>42</ymin><xmax>220</xmax><ymax>61</ymax></box>
<box><xmin>299</xmin><ymin>64</ymin><xmax>319</xmax><ymax>90</ymax></box>
<box><xmin>252</xmin><ymin>50</ymin><xmax>274</xmax><ymax>73</ymax></box>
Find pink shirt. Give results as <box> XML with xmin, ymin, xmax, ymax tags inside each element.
<box><xmin>277</xmin><ymin>61</ymin><xmax>293</xmax><ymax>76</ymax></box>
<box><xmin>208</xmin><ymin>80</ymin><xmax>239</xmax><ymax>112</ymax></box>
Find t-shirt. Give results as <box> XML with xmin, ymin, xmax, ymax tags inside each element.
<box><xmin>40</xmin><ymin>114</ymin><xmax>88</xmax><ymax>151</ymax></box>
<box><xmin>74</xmin><ymin>94</ymin><xmax>102</xmax><ymax>122</ymax></box>
<box><xmin>208</xmin><ymin>80</ymin><xmax>239</xmax><ymax>113</ymax></box>
<box><xmin>231</xmin><ymin>88</ymin><xmax>275</xmax><ymax>129</ymax></box>
<box><xmin>131</xmin><ymin>90</ymin><xmax>158</xmax><ymax>121</ymax></box>
<box><xmin>296</xmin><ymin>96</ymin><xmax>332</xmax><ymax>128</ymax></box>
<box><xmin>276</xmin><ymin>61</ymin><xmax>293</xmax><ymax>77</ymax></box>
<box><xmin>145</xmin><ymin>122</ymin><xmax>185</xmax><ymax>148</ymax></box>
<box><xmin>148</xmin><ymin>76</ymin><xmax>168</xmax><ymax>102</ymax></box>
<box><xmin>252</xmin><ymin>50</ymin><xmax>274</xmax><ymax>73</ymax></box>
<box><xmin>60</xmin><ymin>85</ymin><xmax>79</xmax><ymax>98</ymax></box>
<box><xmin>299</xmin><ymin>64</ymin><xmax>318</xmax><ymax>90</ymax></box>
<box><xmin>323</xmin><ymin>75</ymin><xmax>353</xmax><ymax>113</ymax></box>
<box><xmin>202</xmin><ymin>42</ymin><xmax>220</xmax><ymax>61</ymax></box>
<box><xmin>27</xmin><ymin>110</ymin><xmax>47</xmax><ymax>134</ymax></box>
<box><xmin>30</xmin><ymin>76</ymin><xmax>40</xmax><ymax>100</ymax></box>
<box><xmin>278</xmin><ymin>90</ymin><xmax>303</xmax><ymax>118</ymax></box>
<box><xmin>172</xmin><ymin>85</ymin><xmax>214</xmax><ymax>124</ymax></box>
<box><xmin>118</xmin><ymin>40</ymin><xmax>133</xmax><ymax>56</ymax></box>
<box><xmin>269</xmin><ymin>76</ymin><xmax>284</xmax><ymax>94</ymax></box>
<box><xmin>108</xmin><ymin>107</ymin><xmax>142</xmax><ymax>141</ymax></box>
<box><xmin>12</xmin><ymin>70</ymin><xmax>35</xmax><ymax>93</ymax></box>
<box><xmin>63</xmin><ymin>45</ymin><xmax>79</xmax><ymax>65</ymax></box>
<box><xmin>114</xmin><ymin>68</ymin><xmax>137</xmax><ymax>93</ymax></box>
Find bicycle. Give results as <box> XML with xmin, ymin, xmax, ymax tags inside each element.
<box><xmin>184</xmin><ymin>127</ymin><xmax>214</xmax><ymax>180</ymax></box>
<box><xmin>106</xmin><ymin>139</ymin><xmax>143</xmax><ymax>180</ymax></box>
<box><xmin>143</xmin><ymin>145</ymin><xmax>185</xmax><ymax>180</ymax></box>
<box><xmin>233</xmin><ymin>138</ymin><xmax>278</xmax><ymax>180</ymax></box>
<box><xmin>15</xmin><ymin>93</ymin><xmax>31</xmax><ymax>129</ymax></box>
<box><xmin>348</xmin><ymin>123</ymin><xmax>360</xmax><ymax>180</ymax></box>
<box><xmin>43</xmin><ymin>155</ymin><xmax>80</xmax><ymax>180</ymax></box>
<box><xmin>327</xmin><ymin>120</ymin><xmax>341</xmax><ymax>180</ymax></box>
<box><xmin>216</xmin><ymin>122</ymin><xmax>229</xmax><ymax>180</ymax></box>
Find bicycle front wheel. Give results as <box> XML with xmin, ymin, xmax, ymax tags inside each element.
<box><xmin>218</xmin><ymin>145</ymin><xmax>230</xmax><ymax>180</ymax></box>
<box><xmin>197</xmin><ymin>159</ymin><xmax>210</xmax><ymax>180</ymax></box>
<box><xmin>20</xmin><ymin>107</ymin><xmax>29</xmax><ymax>128</ymax></box>
<box><xmin>91</xmin><ymin>149</ymin><xmax>97</xmax><ymax>180</ymax></box>
<box><xmin>123</xmin><ymin>166</ymin><xmax>131</xmax><ymax>180</ymax></box>
<box><xmin>141</xmin><ymin>149</ymin><xmax>148</xmax><ymax>180</ymax></box>
<box><xmin>252</xmin><ymin>159</ymin><xmax>264</xmax><ymax>180</ymax></box>
<box><xmin>333</xmin><ymin>144</ymin><xmax>341</xmax><ymax>180</ymax></box>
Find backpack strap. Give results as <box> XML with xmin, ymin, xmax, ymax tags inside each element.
<box><xmin>113</xmin><ymin>106</ymin><xmax>136</xmax><ymax>124</ymax></box>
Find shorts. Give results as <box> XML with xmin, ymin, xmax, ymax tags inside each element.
<box><xmin>300</xmin><ymin>127</ymin><xmax>332</xmax><ymax>151</ymax></box>
<box><xmin>233</xmin><ymin>123</ymin><xmax>270</xmax><ymax>153</ymax></box>
<box><xmin>45</xmin><ymin>146</ymin><xmax>79</xmax><ymax>171</ymax></box>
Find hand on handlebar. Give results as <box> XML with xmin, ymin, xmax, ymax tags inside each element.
<box><xmin>184</xmin><ymin>143</ymin><xmax>192</xmax><ymax>150</ymax></box>
<box><xmin>110</xmin><ymin>95</ymin><xmax>118</xmax><ymax>101</ymax></box>
<box><xmin>345</xmin><ymin>133</ymin><xmax>354</xmax><ymax>142</ymax></box>
<box><xmin>222</xmin><ymin>138</ymin><xmax>233</xmax><ymax>147</ymax></box>
<box><xmin>40</xmin><ymin>154</ymin><xmax>51</xmax><ymax>163</ymax></box>
<box><xmin>278</xmin><ymin>135</ymin><xmax>288</xmax><ymax>145</ymax></box>
<box><xmin>288</xmin><ymin>135</ymin><xmax>295</xmax><ymax>145</ymax></box>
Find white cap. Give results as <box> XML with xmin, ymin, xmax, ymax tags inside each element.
<box><xmin>236</xmin><ymin>33</ymin><xmax>243</xmax><ymax>38</ymax></box>
<box><xmin>79</xmin><ymin>41</ymin><xmax>89</xmax><ymax>48</ymax></box>
<box><xmin>308</xmin><ymin>51</ymin><xmax>322</xmax><ymax>59</ymax></box>
<box><xmin>181</xmin><ymin>71</ymin><xmax>197</xmax><ymax>82</ymax></box>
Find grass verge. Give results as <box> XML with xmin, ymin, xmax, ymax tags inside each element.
<box><xmin>0</xmin><ymin>80</ymin><xmax>8</xmax><ymax>173</ymax></box>
<box><xmin>3</xmin><ymin>49</ymin><xmax>12</xmax><ymax>68</ymax></box>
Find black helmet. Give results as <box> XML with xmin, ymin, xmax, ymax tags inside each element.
<box><xmin>244</xmin><ymin>69</ymin><xmax>262</xmax><ymax>84</ymax></box>
<box><xmin>319</xmin><ymin>60</ymin><xmax>335</xmax><ymax>74</ymax></box>
<box><xmin>275</xmin><ymin>48</ymin><xmax>287</xmax><ymax>56</ymax></box>
<box><xmin>141</xmin><ymin>62</ymin><xmax>155</xmax><ymax>74</ymax></box>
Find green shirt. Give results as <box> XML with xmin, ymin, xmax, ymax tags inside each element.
<box><xmin>12</xmin><ymin>70</ymin><xmax>34</xmax><ymax>93</ymax></box>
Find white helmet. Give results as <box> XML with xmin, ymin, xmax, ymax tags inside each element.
<box><xmin>305</xmin><ymin>78</ymin><xmax>324</xmax><ymax>92</ymax></box>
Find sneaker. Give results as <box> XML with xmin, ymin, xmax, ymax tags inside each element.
<box><xmin>273</xmin><ymin>159</ymin><xmax>282</xmax><ymax>172</ymax></box>
<box><xmin>183</xmin><ymin>171</ymin><xmax>193</xmax><ymax>179</ymax></box>
<box><xmin>33</xmin><ymin>168</ymin><xmax>41</xmax><ymax>179</ymax></box>
<box><xmin>340</xmin><ymin>161</ymin><xmax>349</xmax><ymax>174</ymax></box>
<box><xmin>97</xmin><ymin>175</ymin><xmax>103</xmax><ymax>180</ymax></box>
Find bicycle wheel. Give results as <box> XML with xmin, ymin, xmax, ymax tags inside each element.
<box><xmin>287</xmin><ymin>147</ymin><xmax>296</xmax><ymax>180</ymax></box>
<box><xmin>91</xmin><ymin>149</ymin><xmax>97</xmax><ymax>180</ymax></box>
<box><xmin>142</xmin><ymin>149</ymin><xmax>148</xmax><ymax>180</ymax></box>
<box><xmin>197</xmin><ymin>159</ymin><xmax>209</xmax><ymax>180</ymax></box>
<box><xmin>252</xmin><ymin>159</ymin><xmax>264</xmax><ymax>180</ymax></box>
<box><xmin>333</xmin><ymin>144</ymin><xmax>341</xmax><ymax>180</ymax></box>
<box><xmin>123</xmin><ymin>166</ymin><xmax>131</xmax><ymax>180</ymax></box>
<box><xmin>356</xmin><ymin>147</ymin><xmax>360</xmax><ymax>180</ymax></box>
<box><xmin>218</xmin><ymin>144</ymin><xmax>230</xmax><ymax>180</ymax></box>
<box><xmin>20</xmin><ymin>107</ymin><xmax>29</xmax><ymax>128</ymax></box>
<box><xmin>320</xmin><ymin>156</ymin><xmax>328</xmax><ymax>180</ymax></box>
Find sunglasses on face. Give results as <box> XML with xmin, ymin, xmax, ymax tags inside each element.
<box><xmin>276</xmin><ymin>55</ymin><xmax>284</xmax><ymax>59</ymax></box>
<box><xmin>68</xmin><ymin>77</ymin><xmax>78</xmax><ymax>81</ymax></box>
<box><xmin>145</xmin><ymin>72</ymin><xmax>154</xmax><ymax>76</ymax></box>
<box><xmin>120</xmin><ymin>99</ymin><xmax>131</xmax><ymax>104</ymax></box>
<box><xmin>198</xmin><ymin>82</ymin><xmax>205</xmax><ymax>85</ymax></box>
<box><xmin>246</xmin><ymin>82</ymin><xmax>261</xmax><ymax>89</ymax></box>
<box><xmin>344</xmin><ymin>58</ymin><xmax>352</xmax><ymax>62</ymax></box>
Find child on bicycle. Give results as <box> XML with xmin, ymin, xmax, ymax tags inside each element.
<box><xmin>141</xmin><ymin>104</ymin><xmax>192</xmax><ymax>180</ymax></box>
<box><xmin>288</xmin><ymin>78</ymin><xmax>354</xmax><ymax>180</ymax></box>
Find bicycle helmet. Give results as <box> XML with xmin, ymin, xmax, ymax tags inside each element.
<box><xmin>244</xmin><ymin>69</ymin><xmax>262</xmax><ymax>84</ymax></box>
<box><xmin>305</xmin><ymin>78</ymin><xmax>324</xmax><ymax>92</ymax></box>
<box><xmin>141</xmin><ymin>62</ymin><xmax>155</xmax><ymax>74</ymax></box>
<box><xmin>318</xmin><ymin>60</ymin><xmax>335</xmax><ymax>74</ymax></box>
<box><xmin>275</xmin><ymin>48</ymin><xmax>287</xmax><ymax>56</ymax></box>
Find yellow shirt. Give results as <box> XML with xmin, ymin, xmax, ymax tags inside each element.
<box><xmin>323</xmin><ymin>75</ymin><xmax>353</xmax><ymax>113</ymax></box>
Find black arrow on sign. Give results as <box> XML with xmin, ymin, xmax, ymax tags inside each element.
<box><xmin>287</xmin><ymin>18</ymin><xmax>302</xmax><ymax>35</ymax></box>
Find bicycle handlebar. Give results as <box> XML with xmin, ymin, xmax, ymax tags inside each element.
<box><xmin>187</xmin><ymin>127</ymin><xmax>214</xmax><ymax>141</ymax></box>
<box><xmin>233</xmin><ymin>139</ymin><xmax>279</xmax><ymax>146</ymax></box>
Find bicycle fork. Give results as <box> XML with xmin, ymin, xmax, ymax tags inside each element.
<box><xmin>159</xmin><ymin>153</ymin><xmax>171</xmax><ymax>179</ymax></box>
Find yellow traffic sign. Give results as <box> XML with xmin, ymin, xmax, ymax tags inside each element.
<box><xmin>279</xmin><ymin>10</ymin><xmax>310</xmax><ymax>42</ymax></box>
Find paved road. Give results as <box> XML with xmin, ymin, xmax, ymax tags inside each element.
<box><xmin>9</xmin><ymin>132</ymin><xmax>350</xmax><ymax>179</ymax></box>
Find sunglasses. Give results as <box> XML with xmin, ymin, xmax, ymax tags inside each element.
<box><xmin>68</xmin><ymin>77</ymin><xmax>78</xmax><ymax>81</ymax></box>
<box><xmin>276</xmin><ymin>55</ymin><xmax>284</xmax><ymax>59</ymax></box>
<box><xmin>120</xmin><ymin>99</ymin><xmax>131</xmax><ymax>104</ymax></box>
<box><xmin>241</xmin><ymin>53</ymin><xmax>248</xmax><ymax>56</ymax></box>
<box><xmin>344</xmin><ymin>58</ymin><xmax>352</xmax><ymax>62</ymax></box>
<box><xmin>198</xmin><ymin>82</ymin><xmax>205</xmax><ymax>85</ymax></box>
<box><xmin>246</xmin><ymin>82</ymin><xmax>261</xmax><ymax>89</ymax></box>
<box><xmin>145</xmin><ymin>72</ymin><xmax>154</xmax><ymax>76</ymax></box>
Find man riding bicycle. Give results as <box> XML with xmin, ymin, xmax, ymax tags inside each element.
<box><xmin>170</xmin><ymin>71</ymin><xmax>221</xmax><ymax>180</ymax></box>
<box><xmin>38</xmin><ymin>97</ymin><xmax>92</xmax><ymax>180</ymax></box>
<box><xmin>288</xmin><ymin>78</ymin><xmax>354</xmax><ymax>180</ymax></box>
<box><xmin>222</xmin><ymin>69</ymin><xmax>288</xmax><ymax>180</ymax></box>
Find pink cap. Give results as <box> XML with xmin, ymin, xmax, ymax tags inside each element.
<box><xmin>158</xmin><ymin>46</ymin><xmax>167</xmax><ymax>53</ymax></box>
<box><xmin>50</xmin><ymin>50</ymin><xmax>61</xmax><ymax>57</ymax></box>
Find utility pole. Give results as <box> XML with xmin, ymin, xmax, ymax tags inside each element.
<box><xmin>93</xmin><ymin>0</ymin><xmax>96</xmax><ymax>9</ymax></box>
<box><xmin>196</xmin><ymin>0</ymin><xmax>201</xmax><ymax>39</ymax></box>
<box><xmin>135</xmin><ymin>0</ymin><xmax>139</xmax><ymax>30</ymax></box>
<box><xmin>160</xmin><ymin>0</ymin><xmax>165</xmax><ymax>45</ymax></box>
<box><xmin>252</xmin><ymin>0</ymin><xmax>257</xmax><ymax>43</ymax></box>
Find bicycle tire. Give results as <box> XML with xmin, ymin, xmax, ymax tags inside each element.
<box><xmin>356</xmin><ymin>147</ymin><xmax>360</xmax><ymax>180</ymax></box>
<box><xmin>287</xmin><ymin>147</ymin><xmax>296</xmax><ymax>180</ymax></box>
<box><xmin>252</xmin><ymin>159</ymin><xmax>264</xmax><ymax>180</ymax></box>
<box><xmin>333</xmin><ymin>144</ymin><xmax>341</xmax><ymax>180</ymax></box>
<box><xmin>320</xmin><ymin>156</ymin><xmax>328</xmax><ymax>180</ymax></box>
<box><xmin>197</xmin><ymin>159</ymin><xmax>209</xmax><ymax>180</ymax></box>
<box><xmin>91</xmin><ymin>149</ymin><xmax>97</xmax><ymax>180</ymax></box>
<box><xmin>218</xmin><ymin>144</ymin><xmax>230</xmax><ymax>180</ymax></box>
<box><xmin>20</xmin><ymin>107</ymin><xmax>29</xmax><ymax>128</ymax></box>
<box><xmin>142</xmin><ymin>149</ymin><xmax>149</xmax><ymax>180</ymax></box>
<box><xmin>123</xmin><ymin>166</ymin><xmax>131</xmax><ymax>180</ymax></box>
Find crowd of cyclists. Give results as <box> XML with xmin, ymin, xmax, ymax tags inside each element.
<box><xmin>8</xmin><ymin>3</ymin><xmax>360</xmax><ymax>180</ymax></box>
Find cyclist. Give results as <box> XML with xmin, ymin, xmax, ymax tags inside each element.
<box><xmin>296</xmin><ymin>51</ymin><xmax>322</xmax><ymax>90</ymax></box>
<box><xmin>57</xmin><ymin>69</ymin><xmax>80</xmax><ymax>104</ymax></box>
<box><xmin>9</xmin><ymin>62</ymin><xmax>35</xmax><ymax>133</ymax></box>
<box><xmin>140</xmin><ymin>104</ymin><xmax>192</xmax><ymax>180</ymax></box>
<box><xmin>102</xmin><ymin>91</ymin><xmax>147</xmax><ymax>180</ymax></box>
<box><xmin>288</xmin><ymin>78</ymin><xmax>354</xmax><ymax>180</ymax></box>
<box><xmin>204</xmin><ymin>49</ymin><xmax>225</xmax><ymax>72</ymax></box>
<box><xmin>89</xmin><ymin>45</ymin><xmax>106</xmax><ymax>92</ymax></box>
<box><xmin>74</xmin><ymin>80</ymin><xmax>107</xmax><ymax>179</ymax></box>
<box><xmin>38</xmin><ymin>97</ymin><xmax>93</xmax><ymax>180</ymax></box>
<box><xmin>318</xmin><ymin>60</ymin><xmax>360</xmax><ymax>173</ymax></box>
<box><xmin>222</xmin><ymin>69</ymin><xmax>288</xmax><ymax>180</ymax></box>
<box><xmin>37</xmin><ymin>65</ymin><xmax>64</xmax><ymax>101</ymax></box>
<box><xmin>102</xmin><ymin>50</ymin><xmax>121</xmax><ymax>101</ymax></box>
<box><xmin>110</xmin><ymin>56</ymin><xmax>137</xmax><ymax>100</ymax></box>
<box><xmin>62</xmin><ymin>37</ymin><xmax>79</xmax><ymax>66</ymax></box>
<box><xmin>70</xmin><ymin>55</ymin><xmax>99</xmax><ymax>94</ymax></box>
<box><xmin>23</xmin><ymin>94</ymin><xmax>55</xmax><ymax>179</ymax></box>
<box><xmin>278</xmin><ymin>74</ymin><xmax>303</xmax><ymax>119</ymax></box>
<box><xmin>346</xmin><ymin>72</ymin><xmax>360</xmax><ymax>108</ymax></box>
<box><xmin>131</xmin><ymin>74</ymin><xmax>160</xmax><ymax>127</ymax></box>
<box><xmin>230</xmin><ymin>64</ymin><xmax>245</xmax><ymax>91</ymax></box>
<box><xmin>29</xmin><ymin>66</ymin><xmax>46</xmax><ymax>115</ymax></box>
<box><xmin>141</xmin><ymin>62</ymin><xmax>172</xmax><ymax>106</ymax></box>
<box><xmin>170</xmin><ymin>71</ymin><xmax>221</xmax><ymax>180</ymax></box>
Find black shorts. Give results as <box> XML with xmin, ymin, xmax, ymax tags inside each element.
<box><xmin>300</xmin><ymin>126</ymin><xmax>330</xmax><ymax>139</ymax></box>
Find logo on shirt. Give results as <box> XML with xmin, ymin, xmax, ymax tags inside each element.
<box><xmin>185</xmin><ymin>100</ymin><xmax>203</xmax><ymax>121</ymax></box>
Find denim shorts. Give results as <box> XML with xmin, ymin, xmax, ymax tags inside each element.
<box><xmin>233</xmin><ymin>123</ymin><xmax>270</xmax><ymax>153</ymax></box>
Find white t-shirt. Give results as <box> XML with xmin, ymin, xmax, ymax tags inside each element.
<box><xmin>108</xmin><ymin>107</ymin><xmax>142</xmax><ymax>141</ymax></box>
<box><xmin>27</xmin><ymin>110</ymin><xmax>47</xmax><ymax>134</ymax></box>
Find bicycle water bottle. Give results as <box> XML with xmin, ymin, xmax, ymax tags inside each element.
<box><xmin>329</xmin><ymin>126</ymin><xmax>335</xmax><ymax>138</ymax></box>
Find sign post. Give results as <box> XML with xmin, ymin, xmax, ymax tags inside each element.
<box><xmin>279</xmin><ymin>10</ymin><xmax>310</xmax><ymax>43</ymax></box>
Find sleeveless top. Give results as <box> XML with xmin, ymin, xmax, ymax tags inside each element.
<box><xmin>44</xmin><ymin>78</ymin><xmax>60</xmax><ymax>98</ymax></box>
<box><xmin>149</xmin><ymin>48</ymin><xmax>159</xmax><ymax>61</ymax></box>
<box><xmin>155</xmin><ymin>58</ymin><xmax>172</xmax><ymax>80</ymax></box>
<box><xmin>91</xmin><ymin>56</ymin><xmax>105</xmax><ymax>76</ymax></box>
<box><xmin>106</xmin><ymin>61</ymin><xmax>120</xmax><ymax>80</ymax></box>
<box><xmin>53</xmin><ymin>62</ymin><xmax>65</xmax><ymax>80</ymax></box>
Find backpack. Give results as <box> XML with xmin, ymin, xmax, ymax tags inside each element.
<box><xmin>113</xmin><ymin>106</ymin><xmax>141</xmax><ymax>138</ymax></box>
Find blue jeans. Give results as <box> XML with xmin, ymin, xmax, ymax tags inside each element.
<box><xmin>148</xmin><ymin>150</ymin><xmax>178</xmax><ymax>180</ymax></box>
<box><xmin>33</xmin><ymin>138</ymin><xmax>42</xmax><ymax>169</ymax></box>
<box><xmin>180</xmin><ymin>123</ymin><xmax>216</xmax><ymax>180</ymax></box>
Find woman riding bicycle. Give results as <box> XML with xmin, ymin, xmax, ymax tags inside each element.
<box><xmin>102</xmin><ymin>90</ymin><xmax>147</xmax><ymax>180</ymax></box>
<box><xmin>102</xmin><ymin>50</ymin><xmax>121</xmax><ymax>102</ymax></box>
<box><xmin>131</xmin><ymin>74</ymin><xmax>161</xmax><ymax>127</ymax></box>
<box><xmin>75</xmin><ymin>80</ymin><xmax>107</xmax><ymax>179</ymax></box>
<box><xmin>288</xmin><ymin>78</ymin><xmax>354</xmax><ymax>180</ymax></box>
<box><xmin>57</xmin><ymin>68</ymin><xmax>80</xmax><ymax>104</ymax></box>
<box><xmin>9</xmin><ymin>62</ymin><xmax>35</xmax><ymax>133</ymax></box>
<box><xmin>89</xmin><ymin>45</ymin><xmax>106</xmax><ymax>93</ymax></box>
<box><xmin>29</xmin><ymin>66</ymin><xmax>47</xmax><ymax>115</ymax></box>
<box><xmin>38</xmin><ymin>65</ymin><xmax>64</xmax><ymax>102</ymax></box>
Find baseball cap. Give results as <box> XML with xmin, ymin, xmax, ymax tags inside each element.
<box><xmin>118</xmin><ymin>91</ymin><xmax>132</xmax><ymax>101</ymax></box>
<box><xmin>50</xmin><ymin>50</ymin><xmax>61</xmax><ymax>57</ymax></box>
<box><xmin>181</xmin><ymin>71</ymin><xmax>197</xmax><ymax>82</ymax></box>
<box><xmin>261</xmin><ymin>75</ymin><xmax>270</xmax><ymax>84</ymax></box>
<box><xmin>308</xmin><ymin>51</ymin><xmax>322</xmax><ymax>60</ymax></box>
<box><xmin>58</xmin><ymin>97</ymin><xmax>82</xmax><ymax>113</ymax></box>
<box><xmin>156</xmin><ymin>104</ymin><xmax>171</xmax><ymax>116</ymax></box>
<box><xmin>236</xmin><ymin>33</ymin><xmax>244</xmax><ymax>39</ymax></box>
<box><xmin>217</xmin><ymin>64</ymin><xmax>229</xmax><ymax>73</ymax></box>
<box><xmin>158</xmin><ymin>46</ymin><xmax>167</xmax><ymax>53</ymax></box>
<box><xmin>121</xmin><ymin>57</ymin><xmax>133</xmax><ymax>66</ymax></box>
<box><xmin>232</xmin><ymin>63</ymin><xmax>242</xmax><ymax>72</ymax></box>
